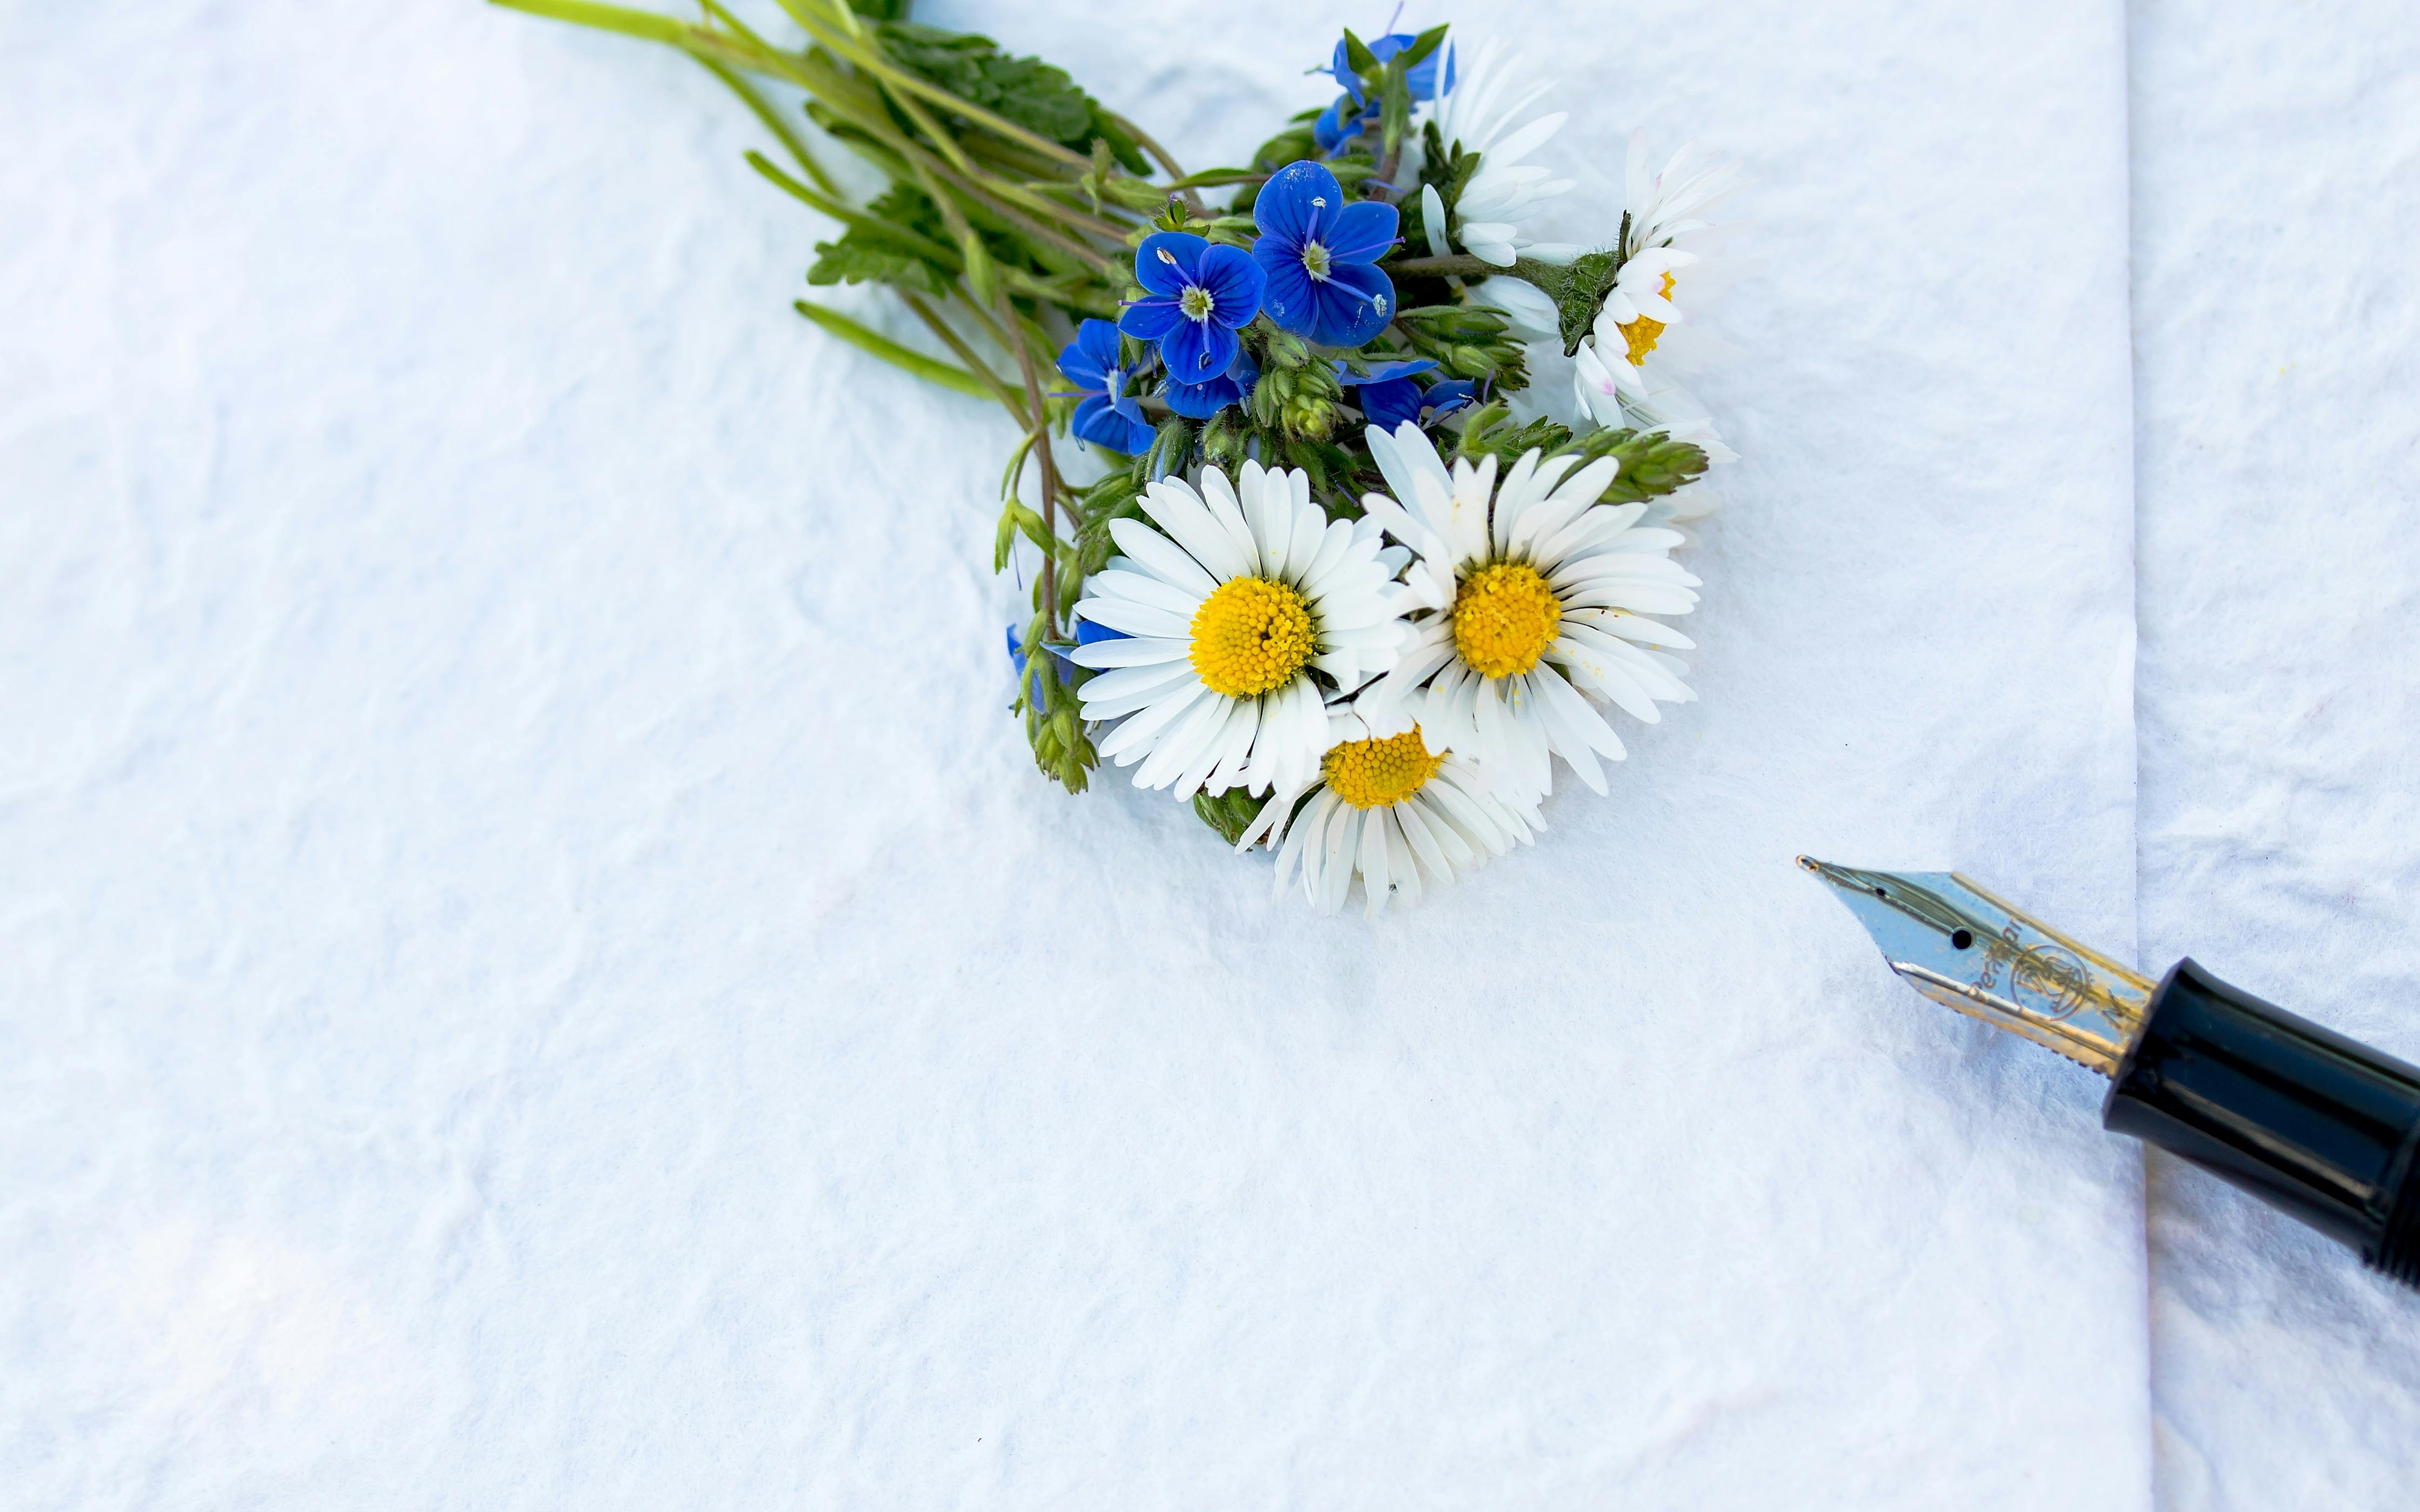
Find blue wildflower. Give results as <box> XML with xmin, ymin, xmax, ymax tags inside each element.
<box><xmin>1164</xmin><ymin>347</ymin><xmax>1261</xmax><ymax>420</ymax></box>
<box><xmin>1055</xmin><ymin>319</ymin><xmax>1156</xmax><ymax>455</ymax></box>
<box><xmin>1251</xmin><ymin>160</ymin><xmax>1400</xmax><ymax>347</ymax></box>
<box><xmin>1334</xmin><ymin>357</ymin><xmax>1437</xmax><ymax>430</ymax></box>
<box><xmin>1328</xmin><ymin>32</ymin><xmax>1455</xmax><ymax>105</ymax></box>
<box><xmin>1118</xmin><ymin>231</ymin><xmax>1265</xmax><ymax>385</ymax></box>
<box><xmin>1336</xmin><ymin>362</ymin><xmax>1479</xmax><ymax>430</ymax></box>
<box><xmin>1314</xmin><ymin>93</ymin><xmax>1379</xmax><ymax>156</ymax></box>
<box><xmin>1421</xmin><ymin>377</ymin><xmax>1478</xmax><ymax>419</ymax></box>
<box><xmin>1008</xmin><ymin>619</ymin><xmax>1129</xmax><ymax>688</ymax></box>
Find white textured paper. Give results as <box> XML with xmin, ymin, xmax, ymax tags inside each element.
<box><xmin>2132</xmin><ymin>1</ymin><xmax>2420</xmax><ymax>1504</ymax></box>
<box><xmin>1</xmin><ymin>0</ymin><xmax>2148</xmax><ymax>1504</ymax></box>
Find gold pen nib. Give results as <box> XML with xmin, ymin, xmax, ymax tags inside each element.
<box><xmin>1798</xmin><ymin>857</ymin><xmax>2154</xmax><ymax>1076</ymax></box>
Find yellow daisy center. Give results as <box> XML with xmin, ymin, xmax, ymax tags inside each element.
<box><xmin>1452</xmin><ymin>561</ymin><xmax>1562</xmax><ymax>679</ymax></box>
<box><xmin>1189</xmin><ymin>576</ymin><xmax>1316</xmax><ymax>697</ymax></box>
<box><xmin>1323</xmin><ymin>728</ymin><xmax>1447</xmax><ymax>811</ymax></box>
<box><xmin>1618</xmin><ymin>271</ymin><xmax>1677</xmax><ymax>364</ymax></box>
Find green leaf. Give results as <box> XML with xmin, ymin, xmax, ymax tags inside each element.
<box><xmin>488</xmin><ymin>0</ymin><xmax>686</xmax><ymax>46</ymax></box>
<box><xmin>1511</xmin><ymin>250</ymin><xmax>1624</xmax><ymax>356</ymax></box>
<box><xmin>1341</xmin><ymin>29</ymin><xmax>1382</xmax><ymax>79</ymax></box>
<box><xmin>848</xmin><ymin>0</ymin><xmax>911</xmax><ymax>18</ymax></box>
<box><xmin>791</xmin><ymin>300</ymin><xmax>994</xmax><ymax>399</ymax></box>
<box><xmin>874</xmin><ymin>21</ymin><xmax>1150</xmax><ymax>173</ymax></box>
<box><xmin>1400</xmin><ymin>24</ymin><xmax>1450</xmax><ymax>68</ymax></box>
<box><xmin>805</xmin><ymin>235</ymin><xmax>954</xmax><ymax>296</ymax></box>
<box><xmin>1192</xmin><ymin>788</ymin><xmax>1271</xmax><ymax>847</ymax></box>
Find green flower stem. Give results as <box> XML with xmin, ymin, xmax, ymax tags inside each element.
<box><xmin>766</xmin><ymin>0</ymin><xmax>1093</xmax><ymax>171</ymax></box>
<box><xmin>745</xmin><ymin>151</ymin><xmax>964</xmax><ymax>266</ymax></box>
<box><xmin>899</xmin><ymin>293</ymin><xmax>1025</xmax><ymax>418</ymax></box>
<box><xmin>995</xmin><ymin>285</ymin><xmax>1066</xmax><ymax>631</ymax></box>
<box><xmin>785</xmin><ymin>51</ymin><xmax>1121</xmax><ymax>277</ymax></box>
<box><xmin>1383</xmin><ymin>253</ymin><xmax>1501</xmax><ymax>278</ymax></box>
<box><xmin>874</xmin><ymin>71</ymin><xmax>982</xmax><ymax>181</ymax></box>
<box><xmin>1108</xmin><ymin>111</ymin><xmax>1203</xmax><ymax>215</ymax></box>
<box><xmin>696</xmin><ymin>56</ymin><xmax>839</xmax><ymax>196</ymax></box>
<box><xmin>490</xmin><ymin>0</ymin><xmax>683</xmax><ymax>44</ymax></box>
<box><xmin>999</xmin><ymin>267</ymin><xmax>1118</xmax><ymax>318</ymax></box>
<box><xmin>962</xmin><ymin>135</ymin><xmax>1083</xmax><ymax>184</ymax></box>
<box><xmin>896</xmin><ymin>139</ymin><xmax>1122</xmax><ymax>276</ymax></box>
<box><xmin>791</xmin><ymin>300</ymin><xmax>995</xmax><ymax>400</ymax></box>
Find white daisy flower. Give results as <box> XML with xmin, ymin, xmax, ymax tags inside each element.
<box><xmin>1574</xmin><ymin>337</ymin><xmax>1739</xmax><ymax>464</ymax></box>
<box><xmin>1622</xmin><ymin>130</ymin><xmax>1744</xmax><ymax>257</ymax></box>
<box><xmin>1355</xmin><ymin>423</ymin><xmax>1702</xmax><ymax>799</ymax></box>
<box><xmin>1596</xmin><ymin>245</ymin><xmax>1692</xmax><ymax>352</ymax></box>
<box><xmin>1419</xmin><ymin>38</ymin><xmax>1578</xmax><ymax>269</ymax></box>
<box><xmin>1071</xmin><ymin>461</ymin><xmax>1412</xmax><ymax>801</ymax></box>
<box><xmin>1558</xmin><ymin>130</ymin><xmax>1745</xmax><ymax>458</ymax></box>
<box><xmin>1238</xmin><ymin>706</ymin><xmax>1542</xmax><ymax>917</ymax></box>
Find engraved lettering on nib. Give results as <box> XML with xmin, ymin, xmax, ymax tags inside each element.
<box><xmin>2010</xmin><ymin>944</ymin><xmax>2092</xmax><ymax>1021</ymax></box>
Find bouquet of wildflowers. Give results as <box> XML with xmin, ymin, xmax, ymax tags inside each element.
<box><xmin>498</xmin><ymin>0</ymin><xmax>1742</xmax><ymax>913</ymax></box>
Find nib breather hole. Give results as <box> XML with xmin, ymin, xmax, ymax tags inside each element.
<box><xmin>1950</xmin><ymin>928</ymin><xmax>1974</xmax><ymax>951</ymax></box>
<box><xmin>1872</xmin><ymin>886</ymin><xmax>1887</xmax><ymax>898</ymax></box>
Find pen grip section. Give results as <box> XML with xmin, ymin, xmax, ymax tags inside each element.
<box><xmin>2104</xmin><ymin>959</ymin><xmax>2420</xmax><ymax>1287</ymax></box>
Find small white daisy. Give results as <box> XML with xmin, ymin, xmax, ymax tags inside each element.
<box><xmin>1568</xmin><ymin>132</ymin><xmax>1742</xmax><ymax>463</ymax></box>
<box><xmin>1597</xmin><ymin>245</ymin><xmax>1692</xmax><ymax>350</ymax></box>
<box><xmin>1071</xmin><ymin>461</ymin><xmax>1412</xmax><ymax>801</ymax></box>
<box><xmin>1356</xmin><ymin>423</ymin><xmax>1702</xmax><ymax>799</ymax></box>
<box><xmin>1419</xmin><ymin>38</ymin><xmax>1578</xmax><ymax>269</ymax></box>
<box><xmin>1574</xmin><ymin>337</ymin><xmax>1739</xmax><ymax>464</ymax></box>
<box><xmin>1622</xmin><ymin>130</ymin><xmax>1744</xmax><ymax>257</ymax></box>
<box><xmin>1238</xmin><ymin>706</ymin><xmax>1541</xmax><ymax>917</ymax></box>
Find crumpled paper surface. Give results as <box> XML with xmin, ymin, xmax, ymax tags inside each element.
<box><xmin>2132</xmin><ymin>1</ymin><xmax>2420</xmax><ymax>1505</ymax></box>
<box><xmin>0</xmin><ymin>0</ymin><xmax>2149</xmax><ymax>1505</ymax></box>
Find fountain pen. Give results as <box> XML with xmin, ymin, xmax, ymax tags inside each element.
<box><xmin>1802</xmin><ymin>858</ymin><xmax>2420</xmax><ymax>1289</ymax></box>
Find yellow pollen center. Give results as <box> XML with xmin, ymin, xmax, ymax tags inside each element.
<box><xmin>1323</xmin><ymin>728</ymin><xmax>1447</xmax><ymax>811</ymax></box>
<box><xmin>1618</xmin><ymin>272</ymin><xmax>1677</xmax><ymax>365</ymax></box>
<box><xmin>1452</xmin><ymin>561</ymin><xmax>1562</xmax><ymax>679</ymax></box>
<box><xmin>1189</xmin><ymin>576</ymin><xmax>1316</xmax><ymax>697</ymax></box>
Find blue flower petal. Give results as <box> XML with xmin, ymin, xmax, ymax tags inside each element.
<box><xmin>1194</xmin><ymin>244</ymin><xmax>1266</xmax><ymax>327</ymax></box>
<box><xmin>1309</xmin><ymin>260</ymin><xmax>1397</xmax><ymax>346</ymax></box>
<box><xmin>1059</xmin><ymin>318</ymin><xmax>1130</xmax><ymax>393</ymax></box>
<box><xmin>1312</xmin><ymin>95</ymin><xmax>1368</xmax><ymax>153</ymax></box>
<box><xmin>1075</xmin><ymin>318</ymin><xmax>1123</xmax><ymax>371</ymax></box>
<box><xmin>1422</xmin><ymin>378</ymin><xmax>1478</xmax><ymax>419</ymax></box>
<box><xmin>1106</xmin><ymin>379</ymin><xmax>1148</xmax><ymax>422</ymax></box>
<box><xmin>1057</xmin><ymin>340</ymin><xmax>1107</xmax><ymax>393</ymax></box>
<box><xmin>1118</xmin><ymin>298</ymin><xmax>1186</xmax><ymax>343</ymax></box>
<box><xmin>1164</xmin><ymin>350</ymin><xmax>1257</xmax><ymax>418</ymax></box>
<box><xmin>1329</xmin><ymin>34</ymin><xmax>1450</xmax><ymax>103</ymax></box>
<box><xmin>1134</xmin><ymin>232</ymin><xmax>1210</xmax><ymax>296</ymax></box>
<box><xmin>1333</xmin><ymin>357</ymin><xmax>1438</xmax><ymax>386</ymax></box>
<box><xmin>1162</xmin><ymin>375</ymin><xmax>1235</xmax><ymax>419</ymax></box>
<box><xmin>1159</xmin><ymin>317</ymin><xmax>1237</xmax><ymax>381</ymax></box>
<box><xmin>1075</xmin><ymin>617</ymin><xmax>1132</xmax><ymax>647</ymax></box>
<box><xmin>1254</xmin><ymin>160</ymin><xmax>1344</xmax><ymax>251</ymax></box>
<box><xmin>1357</xmin><ymin>376</ymin><xmax>1424</xmax><ymax>431</ymax></box>
<box><xmin>1323</xmin><ymin>199</ymin><xmax>1401</xmax><ymax>265</ymax></box>
<box><xmin>1254</xmin><ymin>250</ymin><xmax>1319</xmax><ymax>340</ymax></box>
<box><xmin>1074</xmin><ymin>394</ymin><xmax>1150</xmax><ymax>454</ymax></box>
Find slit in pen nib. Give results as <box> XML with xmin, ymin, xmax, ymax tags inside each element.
<box><xmin>1797</xmin><ymin>857</ymin><xmax>2153</xmax><ymax>1076</ymax></box>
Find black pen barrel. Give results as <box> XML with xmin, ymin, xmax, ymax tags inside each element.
<box><xmin>2104</xmin><ymin>959</ymin><xmax>2420</xmax><ymax>1286</ymax></box>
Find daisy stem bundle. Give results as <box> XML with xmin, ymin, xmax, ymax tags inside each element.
<box><xmin>495</xmin><ymin>0</ymin><xmax>1185</xmax><ymax>679</ymax></box>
